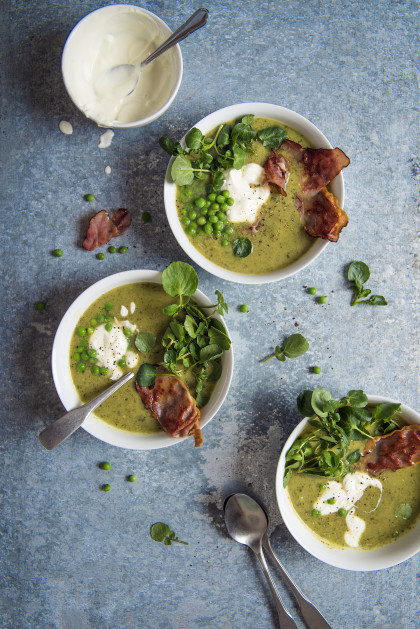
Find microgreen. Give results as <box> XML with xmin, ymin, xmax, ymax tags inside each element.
<box><xmin>136</xmin><ymin>363</ymin><xmax>157</xmax><ymax>387</ymax></box>
<box><xmin>257</xmin><ymin>126</ymin><xmax>288</xmax><ymax>149</ymax></box>
<box><xmin>283</xmin><ymin>388</ymin><xmax>402</xmax><ymax>485</ymax></box>
<box><xmin>347</xmin><ymin>261</ymin><xmax>388</xmax><ymax>306</ymax></box>
<box><xmin>232</xmin><ymin>237</ymin><xmax>252</xmax><ymax>258</ymax></box>
<box><xmin>263</xmin><ymin>334</ymin><xmax>309</xmax><ymax>363</ymax></box>
<box><xmin>395</xmin><ymin>504</ymin><xmax>412</xmax><ymax>519</ymax></box>
<box><xmin>150</xmin><ymin>522</ymin><xmax>189</xmax><ymax>545</ymax></box>
<box><xmin>161</xmin><ymin>261</ymin><xmax>198</xmax><ymax>298</ymax></box>
<box><xmin>135</xmin><ymin>333</ymin><xmax>156</xmax><ymax>353</ymax></box>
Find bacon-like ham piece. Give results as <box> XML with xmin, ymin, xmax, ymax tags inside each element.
<box><xmin>297</xmin><ymin>188</ymin><xmax>348</xmax><ymax>242</ymax></box>
<box><xmin>135</xmin><ymin>375</ymin><xmax>203</xmax><ymax>447</ymax></box>
<box><xmin>82</xmin><ymin>208</ymin><xmax>132</xmax><ymax>251</ymax></box>
<box><xmin>361</xmin><ymin>425</ymin><xmax>420</xmax><ymax>476</ymax></box>
<box><xmin>263</xmin><ymin>150</ymin><xmax>290</xmax><ymax>196</ymax></box>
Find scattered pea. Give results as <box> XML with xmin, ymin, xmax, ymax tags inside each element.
<box><xmin>182</xmin><ymin>217</ymin><xmax>190</xmax><ymax>226</ymax></box>
<box><xmin>240</xmin><ymin>304</ymin><xmax>249</xmax><ymax>313</ymax></box>
<box><xmin>213</xmin><ymin>230</ymin><xmax>222</xmax><ymax>238</ymax></box>
<box><xmin>326</xmin><ymin>498</ymin><xmax>336</xmax><ymax>505</ymax></box>
<box><xmin>105</xmin><ymin>323</ymin><xmax>113</xmax><ymax>332</ymax></box>
<box><xmin>77</xmin><ymin>363</ymin><xmax>86</xmax><ymax>372</ymax></box>
<box><xmin>308</xmin><ymin>287</ymin><xmax>317</xmax><ymax>295</ymax></box>
<box><xmin>105</xmin><ymin>315</ymin><xmax>113</xmax><ymax>322</ymax></box>
<box><xmin>97</xmin><ymin>315</ymin><xmax>105</xmax><ymax>323</ymax></box>
<box><xmin>77</xmin><ymin>327</ymin><xmax>86</xmax><ymax>337</ymax></box>
<box><xmin>204</xmin><ymin>223</ymin><xmax>213</xmax><ymax>234</ymax></box>
<box><xmin>319</xmin><ymin>483</ymin><xmax>327</xmax><ymax>490</ymax></box>
<box><xmin>35</xmin><ymin>301</ymin><xmax>45</xmax><ymax>311</ymax></box>
<box><xmin>117</xmin><ymin>359</ymin><xmax>126</xmax><ymax>368</ymax></box>
<box><xmin>142</xmin><ymin>211</ymin><xmax>151</xmax><ymax>222</ymax></box>
<box><xmin>312</xmin><ymin>509</ymin><xmax>321</xmax><ymax>517</ymax></box>
<box><xmin>80</xmin><ymin>339</ymin><xmax>89</xmax><ymax>347</ymax></box>
<box><xmin>118</xmin><ymin>246</ymin><xmax>128</xmax><ymax>254</ymax></box>
<box><xmin>216</xmin><ymin>194</ymin><xmax>225</xmax><ymax>204</ymax></box>
<box><xmin>102</xmin><ymin>484</ymin><xmax>111</xmax><ymax>491</ymax></box>
<box><xmin>318</xmin><ymin>296</ymin><xmax>327</xmax><ymax>304</ymax></box>
<box><xmin>221</xmin><ymin>239</ymin><xmax>229</xmax><ymax>247</ymax></box>
<box><xmin>108</xmin><ymin>245</ymin><xmax>117</xmax><ymax>254</ymax></box>
<box><xmin>223</xmin><ymin>225</ymin><xmax>234</xmax><ymax>235</ymax></box>
<box><xmin>87</xmin><ymin>327</ymin><xmax>94</xmax><ymax>335</ymax></box>
<box><xmin>97</xmin><ymin>252</ymin><xmax>105</xmax><ymax>260</ymax></box>
<box><xmin>208</xmin><ymin>193</ymin><xmax>216</xmax><ymax>202</ymax></box>
<box><xmin>73</xmin><ymin>352</ymin><xmax>80</xmax><ymax>361</ymax></box>
<box><xmin>100</xmin><ymin>367</ymin><xmax>109</xmax><ymax>376</ymax></box>
<box><xmin>128</xmin><ymin>475</ymin><xmax>136</xmax><ymax>482</ymax></box>
<box><xmin>223</xmin><ymin>190</ymin><xmax>230</xmax><ymax>198</ymax></box>
<box><xmin>101</xmin><ymin>462</ymin><xmax>111</xmax><ymax>470</ymax></box>
<box><xmin>123</xmin><ymin>328</ymin><xmax>132</xmax><ymax>338</ymax></box>
<box><xmin>53</xmin><ymin>248</ymin><xmax>63</xmax><ymax>257</ymax></box>
<box><xmin>338</xmin><ymin>508</ymin><xmax>347</xmax><ymax>517</ymax></box>
<box><xmin>226</xmin><ymin>197</ymin><xmax>234</xmax><ymax>206</ymax></box>
<box><xmin>88</xmin><ymin>348</ymin><xmax>97</xmax><ymax>358</ymax></box>
<box><xmin>195</xmin><ymin>197</ymin><xmax>206</xmax><ymax>208</ymax></box>
<box><xmin>91</xmin><ymin>365</ymin><xmax>100</xmax><ymax>375</ymax></box>
<box><xmin>81</xmin><ymin>352</ymin><xmax>89</xmax><ymax>361</ymax></box>
<box><xmin>105</xmin><ymin>302</ymin><xmax>113</xmax><ymax>310</ymax></box>
<box><xmin>90</xmin><ymin>318</ymin><xmax>97</xmax><ymax>326</ymax></box>
<box><xmin>313</xmin><ymin>366</ymin><xmax>321</xmax><ymax>374</ymax></box>
<box><xmin>85</xmin><ymin>193</ymin><xmax>95</xmax><ymax>202</ymax></box>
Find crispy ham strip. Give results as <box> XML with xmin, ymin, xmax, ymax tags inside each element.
<box><xmin>361</xmin><ymin>425</ymin><xmax>420</xmax><ymax>476</ymax></box>
<box><xmin>135</xmin><ymin>375</ymin><xmax>203</xmax><ymax>447</ymax></box>
<box><xmin>82</xmin><ymin>208</ymin><xmax>132</xmax><ymax>251</ymax></box>
<box><xmin>263</xmin><ymin>140</ymin><xmax>350</xmax><ymax>242</ymax></box>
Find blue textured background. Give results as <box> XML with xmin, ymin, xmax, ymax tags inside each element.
<box><xmin>0</xmin><ymin>1</ymin><xmax>419</xmax><ymax>627</ymax></box>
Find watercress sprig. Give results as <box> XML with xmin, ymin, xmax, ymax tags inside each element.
<box><xmin>263</xmin><ymin>334</ymin><xmax>309</xmax><ymax>363</ymax></box>
<box><xmin>347</xmin><ymin>261</ymin><xmax>388</xmax><ymax>306</ymax></box>
<box><xmin>150</xmin><ymin>522</ymin><xmax>189</xmax><ymax>546</ymax></box>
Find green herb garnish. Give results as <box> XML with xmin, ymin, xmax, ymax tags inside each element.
<box><xmin>263</xmin><ymin>333</ymin><xmax>309</xmax><ymax>363</ymax></box>
<box><xmin>135</xmin><ymin>332</ymin><xmax>157</xmax><ymax>353</ymax></box>
<box><xmin>257</xmin><ymin>126</ymin><xmax>288</xmax><ymax>149</ymax></box>
<box><xmin>232</xmin><ymin>237</ymin><xmax>252</xmax><ymax>258</ymax></box>
<box><xmin>150</xmin><ymin>522</ymin><xmax>189</xmax><ymax>545</ymax></box>
<box><xmin>395</xmin><ymin>504</ymin><xmax>412</xmax><ymax>519</ymax></box>
<box><xmin>283</xmin><ymin>388</ymin><xmax>401</xmax><ymax>486</ymax></box>
<box><xmin>348</xmin><ymin>261</ymin><xmax>388</xmax><ymax>306</ymax></box>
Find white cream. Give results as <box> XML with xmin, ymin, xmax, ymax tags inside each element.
<box><xmin>221</xmin><ymin>163</ymin><xmax>270</xmax><ymax>223</ymax></box>
<box><xmin>314</xmin><ymin>472</ymin><xmax>383</xmax><ymax>548</ymax></box>
<box><xmin>130</xmin><ymin>302</ymin><xmax>135</xmax><ymax>314</ymax></box>
<box><xmin>120</xmin><ymin>305</ymin><xmax>128</xmax><ymax>317</ymax></box>
<box><xmin>63</xmin><ymin>7</ymin><xmax>179</xmax><ymax>126</ymax></box>
<box><xmin>89</xmin><ymin>319</ymin><xmax>139</xmax><ymax>380</ymax></box>
<box><xmin>98</xmin><ymin>129</ymin><xmax>114</xmax><ymax>149</ymax></box>
<box><xmin>59</xmin><ymin>120</ymin><xmax>73</xmax><ymax>135</ymax></box>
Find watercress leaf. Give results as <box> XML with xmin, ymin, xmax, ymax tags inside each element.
<box><xmin>232</xmin><ymin>237</ymin><xmax>253</xmax><ymax>258</ymax></box>
<box><xmin>208</xmin><ymin>327</ymin><xmax>231</xmax><ymax>350</ymax></box>
<box><xmin>200</xmin><ymin>344</ymin><xmax>223</xmax><ymax>362</ymax></box>
<box><xmin>164</xmin><ymin>349</ymin><xmax>177</xmax><ymax>365</ymax></box>
<box><xmin>366</xmin><ymin>295</ymin><xmax>388</xmax><ymax>306</ymax></box>
<box><xmin>372</xmin><ymin>402</ymin><xmax>401</xmax><ymax>422</ymax></box>
<box><xmin>162</xmin><ymin>303</ymin><xmax>180</xmax><ymax>317</ymax></box>
<box><xmin>189</xmin><ymin>342</ymin><xmax>199</xmax><ymax>361</ymax></box>
<box><xmin>212</xmin><ymin>170</ymin><xmax>225</xmax><ymax>190</ymax></box>
<box><xmin>347</xmin><ymin>390</ymin><xmax>369</xmax><ymax>408</ymax></box>
<box><xmin>136</xmin><ymin>363</ymin><xmax>157</xmax><ymax>387</ymax></box>
<box><xmin>311</xmin><ymin>388</ymin><xmax>335</xmax><ymax>417</ymax></box>
<box><xmin>164</xmin><ymin>538</ymin><xmax>172</xmax><ymax>545</ymax></box>
<box><xmin>323</xmin><ymin>399</ymin><xmax>342</xmax><ymax>413</ymax></box>
<box><xmin>162</xmin><ymin>261</ymin><xmax>198</xmax><ymax>298</ymax></box>
<box><xmin>170</xmin><ymin>320</ymin><xmax>185</xmax><ymax>341</ymax></box>
<box><xmin>175</xmin><ymin>142</ymin><xmax>185</xmax><ymax>155</ymax></box>
<box><xmin>276</xmin><ymin>353</ymin><xmax>286</xmax><ymax>362</ymax></box>
<box><xmin>184</xmin><ymin>314</ymin><xmax>197</xmax><ymax>339</ymax></box>
<box><xmin>209</xmin><ymin>318</ymin><xmax>228</xmax><ymax>335</ymax></box>
<box><xmin>171</xmin><ymin>155</ymin><xmax>194</xmax><ymax>185</ymax></box>
<box><xmin>395</xmin><ymin>503</ymin><xmax>412</xmax><ymax>519</ymax></box>
<box><xmin>196</xmin><ymin>392</ymin><xmax>210</xmax><ymax>408</ymax></box>
<box><xmin>182</xmin><ymin>357</ymin><xmax>190</xmax><ymax>368</ymax></box>
<box><xmin>232</xmin><ymin>146</ymin><xmax>246</xmax><ymax>169</ymax></box>
<box><xmin>241</xmin><ymin>114</ymin><xmax>254</xmax><ymax>125</ymax></box>
<box><xmin>231</xmin><ymin>122</ymin><xmax>256</xmax><ymax>146</ymax></box>
<box><xmin>308</xmin><ymin>419</ymin><xmax>326</xmax><ymax>430</ymax></box>
<box><xmin>283</xmin><ymin>468</ymin><xmax>292</xmax><ymax>487</ymax></box>
<box><xmin>281</xmin><ymin>333</ymin><xmax>309</xmax><ymax>359</ymax></box>
<box><xmin>206</xmin><ymin>360</ymin><xmax>222</xmax><ymax>382</ymax></box>
<box><xmin>159</xmin><ymin>136</ymin><xmax>177</xmax><ymax>156</ymax></box>
<box><xmin>217</xmin><ymin>124</ymin><xmax>231</xmax><ymax>147</ymax></box>
<box><xmin>196</xmin><ymin>334</ymin><xmax>208</xmax><ymax>349</ymax></box>
<box><xmin>257</xmin><ymin>126</ymin><xmax>288</xmax><ymax>149</ymax></box>
<box><xmin>135</xmin><ymin>332</ymin><xmax>156</xmax><ymax>353</ymax></box>
<box><xmin>297</xmin><ymin>390</ymin><xmax>314</xmax><ymax>417</ymax></box>
<box><xmin>215</xmin><ymin>289</ymin><xmax>228</xmax><ymax>315</ymax></box>
<box><xmin>348</xmin><ymin>261</ymin><xmax>370</xmax><ymax>291</ymax></box>
<box><xmin>168</xmin><ymin>531</ymin><xmax>176</xmax><ymax>540</ymax></box>
<box><xmin>185</xmin><ymin>127</ymin><xmax>203</xmax><ymax>150</ymax></box>
<box><xmin>346</xmin><ymin>449</ymin><xmax>361</xmax><ymax>464</ymax></box>
<box><xmin>359</xmin><ymin>288</ymin><xmax>372</xmax><ymax>299</ymax></box>
<box><xmin>150</xmin><ymin>522</ymin><xmax>171</xmax><ymax>542</ymax></box>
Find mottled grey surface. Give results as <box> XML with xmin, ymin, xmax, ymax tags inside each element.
<box><xmin>0</xmin><ymin>0</ymin><xmax>419</xmax><ymax>627</ymax></box>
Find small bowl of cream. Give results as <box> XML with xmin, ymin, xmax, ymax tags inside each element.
<box><xmin>62</xmin><ymin>5</ymin><xmax>183</xmax><ymax>128</ymax></box>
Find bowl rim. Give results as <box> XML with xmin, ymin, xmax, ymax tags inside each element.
<box><xmin>163</xmin><ymin>102</ymin><xmax>346</xmax><ymax>284</ymax></box>
<box><xmin>275</xmin><ymin>394</ymin><xmax>420</xmax><ymax>571</ymax></box>
<box><xmin>61</xmin><ymin>4</ymin><xmax>183</xmax><ymax>129</ymax></box>
<box><xmin>51</xmin><ymin>269</ymin><xmax>233</xmax><ymax>450</ymax></box>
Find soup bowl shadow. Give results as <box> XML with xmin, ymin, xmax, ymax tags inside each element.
<box><xmin>163</xmin><ymin>102</ymin><xmax>346</xmax><ymax>284</ymax></box>
<box><xmin>52</xmin><ymin>269</ymin><xmax>233</xmax><ymax>450</ymax></box>
<box><xmin>276</xmin><ymin>395</ymin><xmax>420</xmax><ymax>571</ymax></box>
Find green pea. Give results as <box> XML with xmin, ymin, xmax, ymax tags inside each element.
<box><xmin>338</xmin><ymin>508</ymin><xmax>347</xmax><ymax>517</ymax></box>
<box><xmin>35</xmin><ymin>301</ymin><xmax>46</xmax><ymax>311</ymax></box>
<box><xmin>186</xmin><ymin>225</ymin><xmax>196</xmax><ymax>236</ymax></box>
<box><xmin>128</xmin><ymin>475</ymin><xmax>136</xmax><ymax>482</ymax></box>
<box><xmin>216</xmin><ymin>194</ymin><xmax>225</xmax><ymax>204</ymax></box>
<box><xmin>308</xmin><ymin>287</ymin><xmax>317</xmax><ymax>295</ymax></box>
<box><xmin>314</xmin><ymin>366</ymin><xmax>321</xmax><ymax>374</ymax></box>
<box><xmin>108</xmin><ymin>246</ymin><xmax>117</xmax><ymax>254</ymax></box>
<box><xmin>240</xmin><ymin>304</ymin><xmax>249</xmax><ymax>313</ymax></box>
<box><xmin>105</xmin><ymin>302</ymin><xmax>113</xmax><ymax>310</ymax></box>
<box><xmin>213</xmin><ymin>230</ymin><xmax>222</xmax><ymax>239</ymax></box>
<box><xmin>223</xmin><ymin>226</ymin><xmax>234</xmax><ymax>235</ymax></box>
<box><xmin>208</xmin><ymin>193</ymin><xmax>216</xmax><ymax>202</ymax></box>
<box><xmin>200</xmin><ymin>206</ymin><xmax>209</xmax><ymax>215</ymax></box>
<box><xmin>215</xmin><ymin>221</ymin><xmax>224</xmax><ymax>231</ymax></box>
<box><xmin>219</xmin><ymin>202</ymin><xmax>228</xmax><ymax>211</ymax></box>
<box><xmin>85</xmin><ymin>193</ymin><xmax>95</xmax><ymax>202</ymax></box>
<box><xmin>312</xmin><ymin>509</ymin><xmax>321</xmax><ymax>517</ymax></box>
<box><xmin>77</xmin><ymin>327</ymin><xmax>86</xmax><ymax>337</ymax></box>
<box><xmin>53</xmin><ymin>248</ymin><xmax>63</xmax><ymax>257</ymax></box>
<box><xmin>204</xmin><ymin>223</ymin><xmax>213</xmax><ymax>234</ymax></box>
<box><xmin>81</xmin><ymin>352</ymin><xmax>89</xmax><ymax>361</ymax></box>
<box><xmin>186</xmin><ymin>202</ymin><xmax>194</xmax><ymax>211</ymax></box>
<box><xmin>179</xmin><ymin>194</ymin><xmax>185</xmax><ymax>201</ymax></box>
<box><xmin>105</xmin><ymin>316</ymin><xmax>113</xmax><ymax>322</ymax></box>
<box><xmin>97</xmin><ymin>315</ymin><xmax>105</xmax><ymax>323</ymax></box>
<box><xmin>123</xmin><ymin>328</ymin><xmax>132</xmax><ymax>338</ymax></box>
<box><xmin>77</xmin><ymin>363</ymin><xmax>86</xmax><ymax>372</ymax></box>
<box><xmin>97</xmin><ymin>253</ymin><xmax>105</xmax><ymax>260</ymax></box>
<box><xmin>209</xmin><ymin>215</ymin><xmax>218</xmax><ymax>224</ymax></box>
<box><xmin>88</xmin><ymin>348</ymin><xmax>97</xmax><ymax>357</ymax></box>
<box><xmin>197</xmin><ymin>228</ymin><xmax>205</xmax><ymax>236</ymax></box>
<box><xmin>182</xmin><ymin>217</ymin><xmax>190</xmax><ymax>226</ymax></box>
<box><xmin>105</xmin><ymin>323</ymin><xmax>113</xmax><ymax>332</ymax></box>
<box><xmin>211</xmin><ymin>202</ymin><xmax>220</xmax><ymax>211</ymax></box>
<box><xmin>90</xmin><ymin>318</ymin><xmax>97</xmax><ymax>326</ymax></box>
<box><xmin>205</xmin><ymin>199</ymin><xmax>212</xmax><ymax>207</ymax></box>
<box><xmin>73</xmin><ymin>352</ymin><xmax>81</xmax><ymax>361</ymax></box>
<box><xmin>195</xmin><ymin>197</ymin><xmax>206</xmax><ymax>208</ymax></box>
<box><xmin>197</xmin><ymin>216</ymin><xmax>206</xmax><ymax>226</ymax></box>
<box><xmin>221</xmin><ymin>239</ymin><xmax>229</xmax><ymax>247</ymax></box>
<box><xmin>89</xmin><ymin>357</ymin><xmax>97</xmax><ymax>364</ymax></box>
<box><xmin>318</xmin><ymin>296</ymin><xmax>327</xmax><ymax>304</ymax></box>
<box><xmin>326</xmin><ymin>498</ymin><xmax>335</xmax><ymax>505</ymax></box>
<box><xmin>217</xmin><ymin>212</ymin><xmax>227</xmax><ymax>221</ymax></box>
<box><xmin>118</xmin><ymin>246</ymin><xmax>128</xmax><ymax>254</ymax></box>
<box><xmin>102</xmin><ymin>484</ymin><xmax>111</xmax><ymax>491</ymax></box>
<box><xmin>91</xmin><ymin>365</ymin><xmax>100</xmax><ymax>375</ymax></box>
<box><xmin>76</xmin><ymin>346</ymin><xmax>84</xmax><ymax>353</ymax></box>
<box><xmin>81</xmin><ymin>339</ymin><xmax>89</xmax><ymax>347</ymax></box>
<box><xmin>142</xmin><ymin>212</ymin><xmax>151</xmax><ymax>222</ymax></box>
<box><xmin>226</xmin><ymin>197</ymin><xmax>234</xmax><ymax>206</ymax></box>
<box><xmin>87</xmin><ymin>327</ymin><xmax>94</xmax><ymax>335</ymax></box>
<box><xmin>188</xmin><ymin>210</ymin><xmax>197</xmax><ymax>220</ymax></box>
<box><xmin>185</xmin><ymin>187</ymin><xmax>192</xmax><ymax>196</ymax></box>
<box><xmin>100</xmin><ymin>368</ymin><xmax>109</xmax><ymax>376</ymax></box>
<box><xmin>117</xmin><ymin>359</ymin><xmax>126</xmax><ymax>368</ymax></box>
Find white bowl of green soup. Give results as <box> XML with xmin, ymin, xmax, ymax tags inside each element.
<box><xmin>276</xmin><ymin>391</ymin><xmax>420</xmax><ymax>571</ymax></box>
<box><xmin>52</xmin><ymin>266</ymin><xmax>233</xmax><ymax>449</ymax></box>
<box><xmin>163</xmin><ymin>103</ymin><xmax>349</xmax><ymax>284</ymax></box>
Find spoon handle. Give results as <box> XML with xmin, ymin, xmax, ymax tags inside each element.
<box><xmin>39</xmin><ymin>372</ymin><xmax>134</xmax><ymax>450</ymax></box>
<box><xmin>142</xmin><ymin>8</ymin><xmax>209</xmax><ymax>66</ymax></box>
<box><xmin>253</xmin><ymin>547</ymin><xmax>299</xmax><ymax>629</ymax></box>
<box><xmin>263</xmin><ymin>536</ymin><xmax>332</xmax><ymax>629</ymax></box>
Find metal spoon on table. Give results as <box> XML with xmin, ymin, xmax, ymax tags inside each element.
<box><xmin>39</xmin><ymin>371</ymin><xmax>134</xmax><ymax>450</ymax></box>
<box><xmin>224</xmin><ymin>493</ymin><xmax>298</xmax><ymax>629</ymax></box>
<box><xmin>96</xmin><ymin>8</ymin><xmax>209</xmax><ymax>98</ymax></box>
<box><xmin>224</xmin><ymin>493</ymin><xmax>332</xmax><ymax>629</ymax></box>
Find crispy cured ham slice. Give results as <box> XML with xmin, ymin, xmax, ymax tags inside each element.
<box><xmin>263</xmin><ymin>150</ymin><xmax>290</xmax><ymax>196</ymax></box>
<box><xmin>361</xmin><ymin>425</ymin><xmax>420</xmax><ymax>476</ymax></box>
<box><xmin>82</xmin><ymin>208</ymin><xmax>132</xmax><ymax>251</ymax></box>
<box><xmin>135</xmin><ymin>375</ymin><xmax>203</xmax><ymax>447</ymax></box>
<box><xmin>296</xmin><ymin>188</ymin><xmax>348</xmax><ymax>242</ymax></box>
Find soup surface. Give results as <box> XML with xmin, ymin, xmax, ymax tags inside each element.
<box><xmin>176</xmin><ymin>117</ymin><xmax>316</xmax><ymax>274</ymax></box>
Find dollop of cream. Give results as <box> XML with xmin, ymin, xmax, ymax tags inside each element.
<box><xmin>314</xmin><ymin>472</ymin><xmax>383</xmax><ymax>548</ymax></box>
<box><xmin>89</xmin><ymin>319</ymin><xmax>138</xmax><ymax>380</ymax></box>
<box><xmin>98</xmin><ymin>129</ymin><xmax>114</xmax><ymax>148</ymax></box>
<box><xmin>221</xmin><ymin>163</ymin><xmax>270</xmax><ymax>223</ymax></box>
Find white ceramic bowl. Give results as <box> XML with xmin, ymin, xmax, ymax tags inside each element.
<box><xmin>62</xmin><ymin>5</ymin><xmax>183</xmax><ymax>128</ymax></box>
<box><xmin>51</xmin><ymin>270</ymin><xmax>233</xmax><ymax>449</ymax></box>
<box><xmin>276</xmin><ymin>395</ymin><xmax>420</xmax><ymax>571</ymax></box>
<box><xmin>164</xmin><ymin>102</ymin><xmax>346</xmax><ymax>284</ymax></box>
